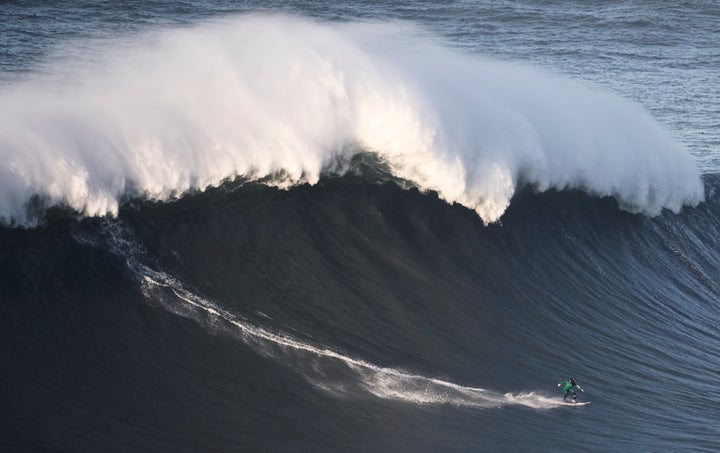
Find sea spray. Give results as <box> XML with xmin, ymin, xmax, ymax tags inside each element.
<box><xmin>0</xmin><ymin>15</ymin><xmax>703</xmax><ymax>226</ymax></box>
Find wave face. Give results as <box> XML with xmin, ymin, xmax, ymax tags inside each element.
<box><xmin>0</xmin><ymin>15</ymin><xmax>704</xmax><ymax>226</ymax></box>
<box><xmin>2</xmin><ymin>171</ymin><xmax>720</xmax><ymax>451</ymax></box>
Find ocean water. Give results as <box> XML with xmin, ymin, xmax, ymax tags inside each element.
<box><xmin>1</xmin><ymin>1</ymin><xmax>719</xmax><ymax>451</ymax></box>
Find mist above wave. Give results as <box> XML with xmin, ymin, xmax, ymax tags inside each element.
<box><xmin>0</xmin><ymin>14</ymin><xmax>704</xmax><ymax>226</ymax></box>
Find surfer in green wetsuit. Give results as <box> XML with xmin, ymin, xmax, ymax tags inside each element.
<box><xmin>557</xmin><ymin>377</ymin><xmax>584</xmax><ymax>403</ymax></box>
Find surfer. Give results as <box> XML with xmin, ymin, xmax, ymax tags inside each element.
<box><xmin>557</xmin><ymin>377</ymin><xmax>584</xmax><ymax>403</ymax></box>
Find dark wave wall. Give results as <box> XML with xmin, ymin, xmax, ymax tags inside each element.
<box><xmin>2</xmin><ymin>174</ymin><xmax>719</xmax><ymax>451</ymax></box>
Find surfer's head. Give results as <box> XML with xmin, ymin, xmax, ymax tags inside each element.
<box><xmin>570</xmin><ymin>377</ymin><xmax>576</xmax><ymax>383</ymax></box>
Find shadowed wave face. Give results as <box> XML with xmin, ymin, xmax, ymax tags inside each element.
<box><xmin>0</xmin><ymin>15</ymin><xmax>704</xmax><ymax>226</ymax></box>
<box><xmin>2</xmin><ymin>169</ymin><xmax>719</xmax><ymax>451</ymax></box>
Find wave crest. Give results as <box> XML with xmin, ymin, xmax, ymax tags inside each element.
<box><xmin>0</xmin><ymin>14</ymin><xmax>704</xmax><ymax>226</ymax></box>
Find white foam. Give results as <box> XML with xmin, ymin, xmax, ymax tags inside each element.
<box><xmin>0</xmin><ymin>15</ymin><xmax>704</xmax><ymax>225</ymax></box>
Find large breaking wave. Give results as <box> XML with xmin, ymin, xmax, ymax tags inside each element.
<box><xmin>0</xmin><ymin>14</ymin><xmax>704</xmax><ymax>226</ymax></box>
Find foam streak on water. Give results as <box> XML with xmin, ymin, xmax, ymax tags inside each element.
<box><xmin>143</xmin><ymin>260</ymin><xmax>569</xmax><ymax>409</ymax></box>
<box><xmin>0</xmin><ymin>15</ymin><xmax>704</xmax><ymax>226</ymax></box>
<box><xmin>98</xmin><ymin>219</ymin><xmax>567</xmax><ymax>410</ymax></box>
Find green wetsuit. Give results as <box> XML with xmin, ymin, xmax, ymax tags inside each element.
<box><xmin>559</xmin><ymin>379</ymin><xmax>583</xmax><ymax>401</ymax></box>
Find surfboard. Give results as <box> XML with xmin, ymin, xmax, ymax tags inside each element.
<box><xmin>563</xmin><ymin>401</ymin><xmax>590</xmax><ymax>406</ymax></box>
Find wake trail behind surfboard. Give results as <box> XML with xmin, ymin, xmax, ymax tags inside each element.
<box><xmin>87</xmin><ymin>218</ymin><xmax>585</xmax><ymax>411</ymax></box>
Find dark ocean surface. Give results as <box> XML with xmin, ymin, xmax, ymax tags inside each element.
<box><xmin>1</xmin><ymin>1</ymin><xmax>719</xmax><ymax>451</ymax></box>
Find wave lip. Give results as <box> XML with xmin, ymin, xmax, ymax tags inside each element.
<box><xmin>0</xmin><ymin>15</ymin><xmax>704</xmax><ymax>226</ymax></box>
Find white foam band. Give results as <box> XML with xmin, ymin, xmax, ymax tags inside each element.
<box><xmin>1</xmin><ymin>15</ymin><xmax>703</xmax><ymax>226</ymax></box>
